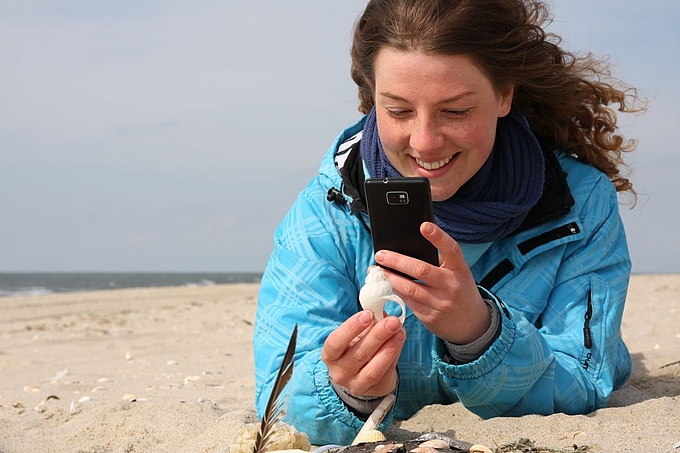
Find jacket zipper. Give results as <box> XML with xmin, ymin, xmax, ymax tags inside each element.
<box><xmin>583</xmin><ymin>291</ymin><xmax>593</xmax><ymax>349</ymax></box>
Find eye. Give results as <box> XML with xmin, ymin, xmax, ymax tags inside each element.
<box><xmin>385</xmin><ymin>108</ymin><xmax>412</xmax><ymax>118</ymax></box>
<box><xmin>444</xmin><ymin>109</ymin><xmax>471</xmax><ymax>118</ymax></box>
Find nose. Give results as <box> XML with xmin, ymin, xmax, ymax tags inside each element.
<box><xmin>409</xmin><ymin>114</ymin><xmax>444</xmax><ymax>154</ymax></box>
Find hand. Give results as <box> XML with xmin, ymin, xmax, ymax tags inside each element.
<box><xmin>321</xmin><ymin>310</ymin><xmax>405</xmax><ymax>398</ymax></box>
<box><xmin>374</xmin><ymin>222</ymin><xmax>491</xmax><ymax>344</ymax></box>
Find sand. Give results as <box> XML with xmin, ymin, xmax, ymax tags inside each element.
<box><xmin>0</xmin><ymin>275</ymin><xmax>678</xmax><ymax>452</ymax></box>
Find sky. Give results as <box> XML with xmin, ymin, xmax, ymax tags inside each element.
<box><xmin>1</xmin><ymin>1</ymin><xmax>678</xmax><ymax>274</ymax></box>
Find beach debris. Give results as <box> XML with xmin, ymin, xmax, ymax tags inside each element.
<box><xmin>125</xmin><ymin>351</ymin><xmax>134</xmax><ymax>361</ymax></box>
<box><xmin>122</xmin><ymin>393</ymin><xmax>137</xmax><ymax>401</ymax></box>
<box><xmin>252</xmin><ymin>324</ymin><xmax>298</xmax><ymax>453</ymax></box>
<box><xmin>417</xmin><ymin>440</ymin><xmax>450</xmax><ymax>450</ymax></box>
<box><xmin>78</xmin><ymin>396</ymin><xmax>93</xmax><ymax>403</ymax></box>
<box><xmin>494</xmin><ymin>438</ymin><xmax>593</xmax><ymax>452</ymax></box>
<box><xmin>47</xmin><ymin>368</ymin><xmax>69</xmax><ymax>382</ymax></box>
<box><xmin>12</xmin><ymin>401</ymin><xmax>25</xmax><ymax>409</ymax></box>
<box><xmin>410</xmin><ymin>447</ymin><xmax>439</xmax><ymax>453</ymax></box>
<box><xmin>33</xmin><ymin>395</ymin><xmax>60</xmax><ymax>412</ymax></box>
<box><xmin>91</xmin><ymin>386</ymin><xmax>105</xmax><ymax>393</ymax></box>
<box><xmin>672</xmin><ymin>440</ymin><xmax>680</xmax><ymax>450</ymax></box>
<box><xmin>230</xmin><ymin>422</ymin><xmax>311</xmax><ymax>453</ymax></box>
<box><xmin>660</xmin><ymin>360</ymin><xmax>680</xmax><ymax>369</ymax></box>
<box><xmin>353</xmin><ymin>430</ymin><xmax>387</xmax><ymax>444</ymax></box>
<box><xmin>69</xmin><ymin>399</ymin><xmax>78</xmax><ymax>415</ymax></box>
<box><xmin>166</xmin><ymin>359</ymin><xmax>179</xmax><ymax>365</ymax></box>
<box><xmin>184</xmin><ymin>375</ymin><xmax>202</xmax><ymax>385</ymax></box>
<box><xmin>375</xmin><ymin>443</ymin><xmax>404</xmax><ymax>453</ymax></box>
<box><xmin>411</xmin><ymin>434</ymin><xmax>471</xmax><ymax>452</ymax></box>
<box><xmin>23</xmin><ymin>386</ymin><xmax>41</xmax><ymax>393</ymax></box>
<box><xmin>351</xmin><ymin>394</ymin><xmax>396</xmax><ymax>446</ymax></box>
<box><xmin>359</xmin><ymin>267</ymin><xmax>406</xmax><ymax>323</ymax></box>
<box><xmin>469</xmin><ymin>446</ymin><xmax>493</xmax><ymax>453</ymax></box>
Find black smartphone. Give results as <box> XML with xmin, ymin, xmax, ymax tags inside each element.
<box><xmin>364</xmin><ymin>177</ymin><xmax>439</xmax><ymax>277</ymax></box>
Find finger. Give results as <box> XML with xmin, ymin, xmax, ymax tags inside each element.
<box><xmin>420</xmin><ymin>222</ymin><xmax>467</xmax><ymax>271</ymax></box>
<box><xmin>348</xmin><ymin>320</ymin><xmax>406</xmax><ymax>395</ymax></box>
<box><xmin>322</xmin><ymin>310</ymin><xmax>374</xmax><ymax>363</ymax></box>
<box><xmin>348</xmin><ymin>316</ymin><xmax>402</xmax><ymax>364</ymax></box>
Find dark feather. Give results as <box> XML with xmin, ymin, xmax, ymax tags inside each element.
<box><xmin>253</xmin><ymin>323</ymin><xmax>298</xmax><ymax>453</ymax></box>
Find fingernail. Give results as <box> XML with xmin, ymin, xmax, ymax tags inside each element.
<box><xmin>423</xmin><ymin>223</ymin><xmax>435</xmax><ymax>234</ymax></box>
<box><xmin>359</xmin><ymin>310</ymin><xmax>373</xmax><ymax>324</ymax></box>
<box><xmin>386</xmin><ymin>317</ymin><xmax>400</xmax><ymax>332</ymax></box>
<box><xmin>375</xmin><ymin>251</ymin><xmax>385</xmax><ymax>262</ymax></box>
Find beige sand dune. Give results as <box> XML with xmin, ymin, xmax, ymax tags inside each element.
<box><xmin>0</xmin><ymin>275</ymin><xmax>678</xmax><ymax>452</ymax></box>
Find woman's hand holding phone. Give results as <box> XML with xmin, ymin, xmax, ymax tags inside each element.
<box><xmin>374</xmin><ymin>222</ymin><xmax>492</xmax><ymax>345</ymax></box>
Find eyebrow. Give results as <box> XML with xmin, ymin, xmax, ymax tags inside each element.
<box><xmin>378</xmin><ymin>91</ymin><xmax>475</xmax><ymax>105</ymax></box>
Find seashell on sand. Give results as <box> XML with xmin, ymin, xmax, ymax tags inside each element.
<box><xmin>410</xmin><ymin>447</ymin><xmax>439</xmax><ymax>453</ymax></box>
<box><xmin>353</xmin><ymin>429</ymin><xmax>387</xmax><ymax>444</ymax></box>
<box><xmin>375</xmin><ymin>443</ymin><xmax>404</xmax><ymax>453</ymax></box>
<box><xmin>469</xmin><ymin>445</ymin><xmax>493</xmax><ymax>453</ymax></box>
<box><xmin>417</xmin><ymin>440</ymin><xmax>450</xmax><ymax>450</ymax></box>
<box><xmin>359</xmin><ymin>267</ymin><xmax>406</xmax><ymax>323</ymax></box>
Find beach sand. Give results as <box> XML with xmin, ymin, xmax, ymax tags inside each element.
<box><xmin>0</xmin><ymin>275</ymin><xmax>678</xmax><ymax>452</ymax></box>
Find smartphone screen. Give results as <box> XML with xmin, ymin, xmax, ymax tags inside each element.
<box><xmin>364</xmin><ymin>177</ymin><xmax>439</xmax><ymax>276</ymax></box>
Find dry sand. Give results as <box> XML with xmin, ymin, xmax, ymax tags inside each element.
<box><xmin>0</xmin><ymin>275</ymin><xmax>678</xmax><ymax>452</ymax></box>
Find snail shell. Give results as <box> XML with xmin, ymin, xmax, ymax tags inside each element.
<box><xmin>359</xmin><ymin>267</ymin><xmax>406</xmax><ymax>323</ymax></box>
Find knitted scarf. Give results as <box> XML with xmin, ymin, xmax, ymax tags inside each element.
<box><xmin>360</xmin><ymin>107</ymin><xmax>545</xmax><ymax>243</ymax></box>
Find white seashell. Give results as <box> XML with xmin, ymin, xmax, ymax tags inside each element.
<box><xmin>352</xmin><ymin>429</ymin><xmax>387</xmax><ymax>444</ymax></box>
<box><xmin>418</xmin><ymin>439</ymin><xmax>450</xmax><ymax>450</ymax></box>
<box><xmin>469</xmin><ymin>445</ymin><xmax>493</xmax><ymax>453</ymax></box>
<box><xmin>375</xmin><ymin>443</ymin><xmax>403</xmax><ymax>452</ymax></box>
<box><xmin>359</xmin><ymin>267</ymin><xmax>406</xmax><ymax>323</ymax></box>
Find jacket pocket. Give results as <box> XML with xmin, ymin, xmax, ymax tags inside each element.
<box><xmin>578</xmin><ymin>273</ymin><xmax>612</xmax><ymax>382</ymax></box>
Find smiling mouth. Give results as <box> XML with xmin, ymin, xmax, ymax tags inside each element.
<box><xmin>415</xmin><ymin>155</ymin><xmax>453</xmax><ymax>170</ymax></box>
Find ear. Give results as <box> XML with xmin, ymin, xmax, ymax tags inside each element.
<box><xmin>498</xmin><ymin>85</ymin><xmax>515</xmax><ymax>117</ymax></box>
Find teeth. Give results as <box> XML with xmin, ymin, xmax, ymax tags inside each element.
<box><xmin>415</xmin><ymin>156</ymin><xmax>452</xmax><ymax>170</ymax></box>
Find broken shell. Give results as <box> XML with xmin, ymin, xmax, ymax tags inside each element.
<box><xmin>375</xmin><ymin>443</ymin><xmax>404</xmax><ymax>453</ymax></box>
<box><xmin>418</xmin><ymin>440</ymin><xmax>450</xmax><ymax>450</ymax></box>
<box><xmin>410</xmin><ymin>448</ymin><xmax>439</xmax><ymax>453</ymax></box>
<box><xmin>359</xmin><ymin>267</ymin><xmax>406</xmax><ymax>323</ymax></box>
<box><xmin>469</xmin><ymin>446</ymin><xmax>493</xmax><ymax>453</ymax></box>
<box><xmin>353</xmin><ymin>429</ymin><xmax>387</xmax><ymax>444</ymax></box>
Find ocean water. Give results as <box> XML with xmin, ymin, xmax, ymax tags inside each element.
<box><xmin>0</xmin><ymin>272</ymin><xmax>262</xmax><ymax>298</ymax></box>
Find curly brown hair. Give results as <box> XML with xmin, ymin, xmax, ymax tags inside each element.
<box><xmin>351</xmin><ymin>0</ymin><xmax>645</xmax><ymax>193</ymax></box>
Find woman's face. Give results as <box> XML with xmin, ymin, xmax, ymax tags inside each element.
<box><xmin>373</xmin><ymin>48</ymin><xmax>514</xmax><ymax>202</ymax></box>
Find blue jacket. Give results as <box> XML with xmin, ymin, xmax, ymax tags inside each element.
<box><xmin>253</xmin><ymin>117</ymin><xmax>632</xmax><ymax>445</ymax></box>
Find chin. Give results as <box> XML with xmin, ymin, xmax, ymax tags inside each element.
<box><xmin>430</xmin><ymin>183</ymin><xmax>460</xmax><ymax>202</ymax></box>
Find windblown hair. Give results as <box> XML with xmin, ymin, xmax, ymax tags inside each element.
<box><xmin>351</xmin><ymin>0</ymin><xmax>645</xmax><ymax>193</ymax></box>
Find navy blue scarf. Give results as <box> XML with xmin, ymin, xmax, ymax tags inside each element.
<box><xmin>360</xmin><ymin>107</ymin><xmax>545</xmax><ymax>243</ymax></box>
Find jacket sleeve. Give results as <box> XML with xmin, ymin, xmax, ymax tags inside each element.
<box><xmin>253</xmin><ymin>178</ymin><xmax>383</xmax><ymax>445</ymax></box>
<box><xmin>434</xmin><ymin>175</ymin><xmax>632</xmax><ymax>418</ymax></box>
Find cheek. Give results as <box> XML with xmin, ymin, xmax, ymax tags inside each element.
<box><xmin>376</xmin><ymin>117</ymin><xmax>407</xmax><ymax>153</ymax></box>
<box><xmin>458</xmin><ymin>118</ymin><xmax>498</xmax><ymax>154</ymax></box>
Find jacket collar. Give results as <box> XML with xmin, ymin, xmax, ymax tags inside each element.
<box><xmin>335</xmin><ymin>136</ymin><xmax>575</xmax><ymax>237</ymax></box>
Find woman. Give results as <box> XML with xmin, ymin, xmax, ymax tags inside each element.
<box><xmin>253</xmin><ymin>0</ymin><xmax>643</xmax><ymax>445</ymax></box>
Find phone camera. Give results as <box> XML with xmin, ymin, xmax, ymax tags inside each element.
<box><xmin>386</xmin><ymin>191</ymin><xmax>409</xmax><ymax>205</ymax></box>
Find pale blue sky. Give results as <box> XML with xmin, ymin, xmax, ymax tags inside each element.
<box><xmin>1</xmin><ymin>1</ymin><xmax>678</xmax><ymax>273</ymax></box>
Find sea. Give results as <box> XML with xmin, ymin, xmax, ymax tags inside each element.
<box><xmin>0</xmin><ymin>272</ymin><xmax>263</xmax><ymax>298</ymax></box>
